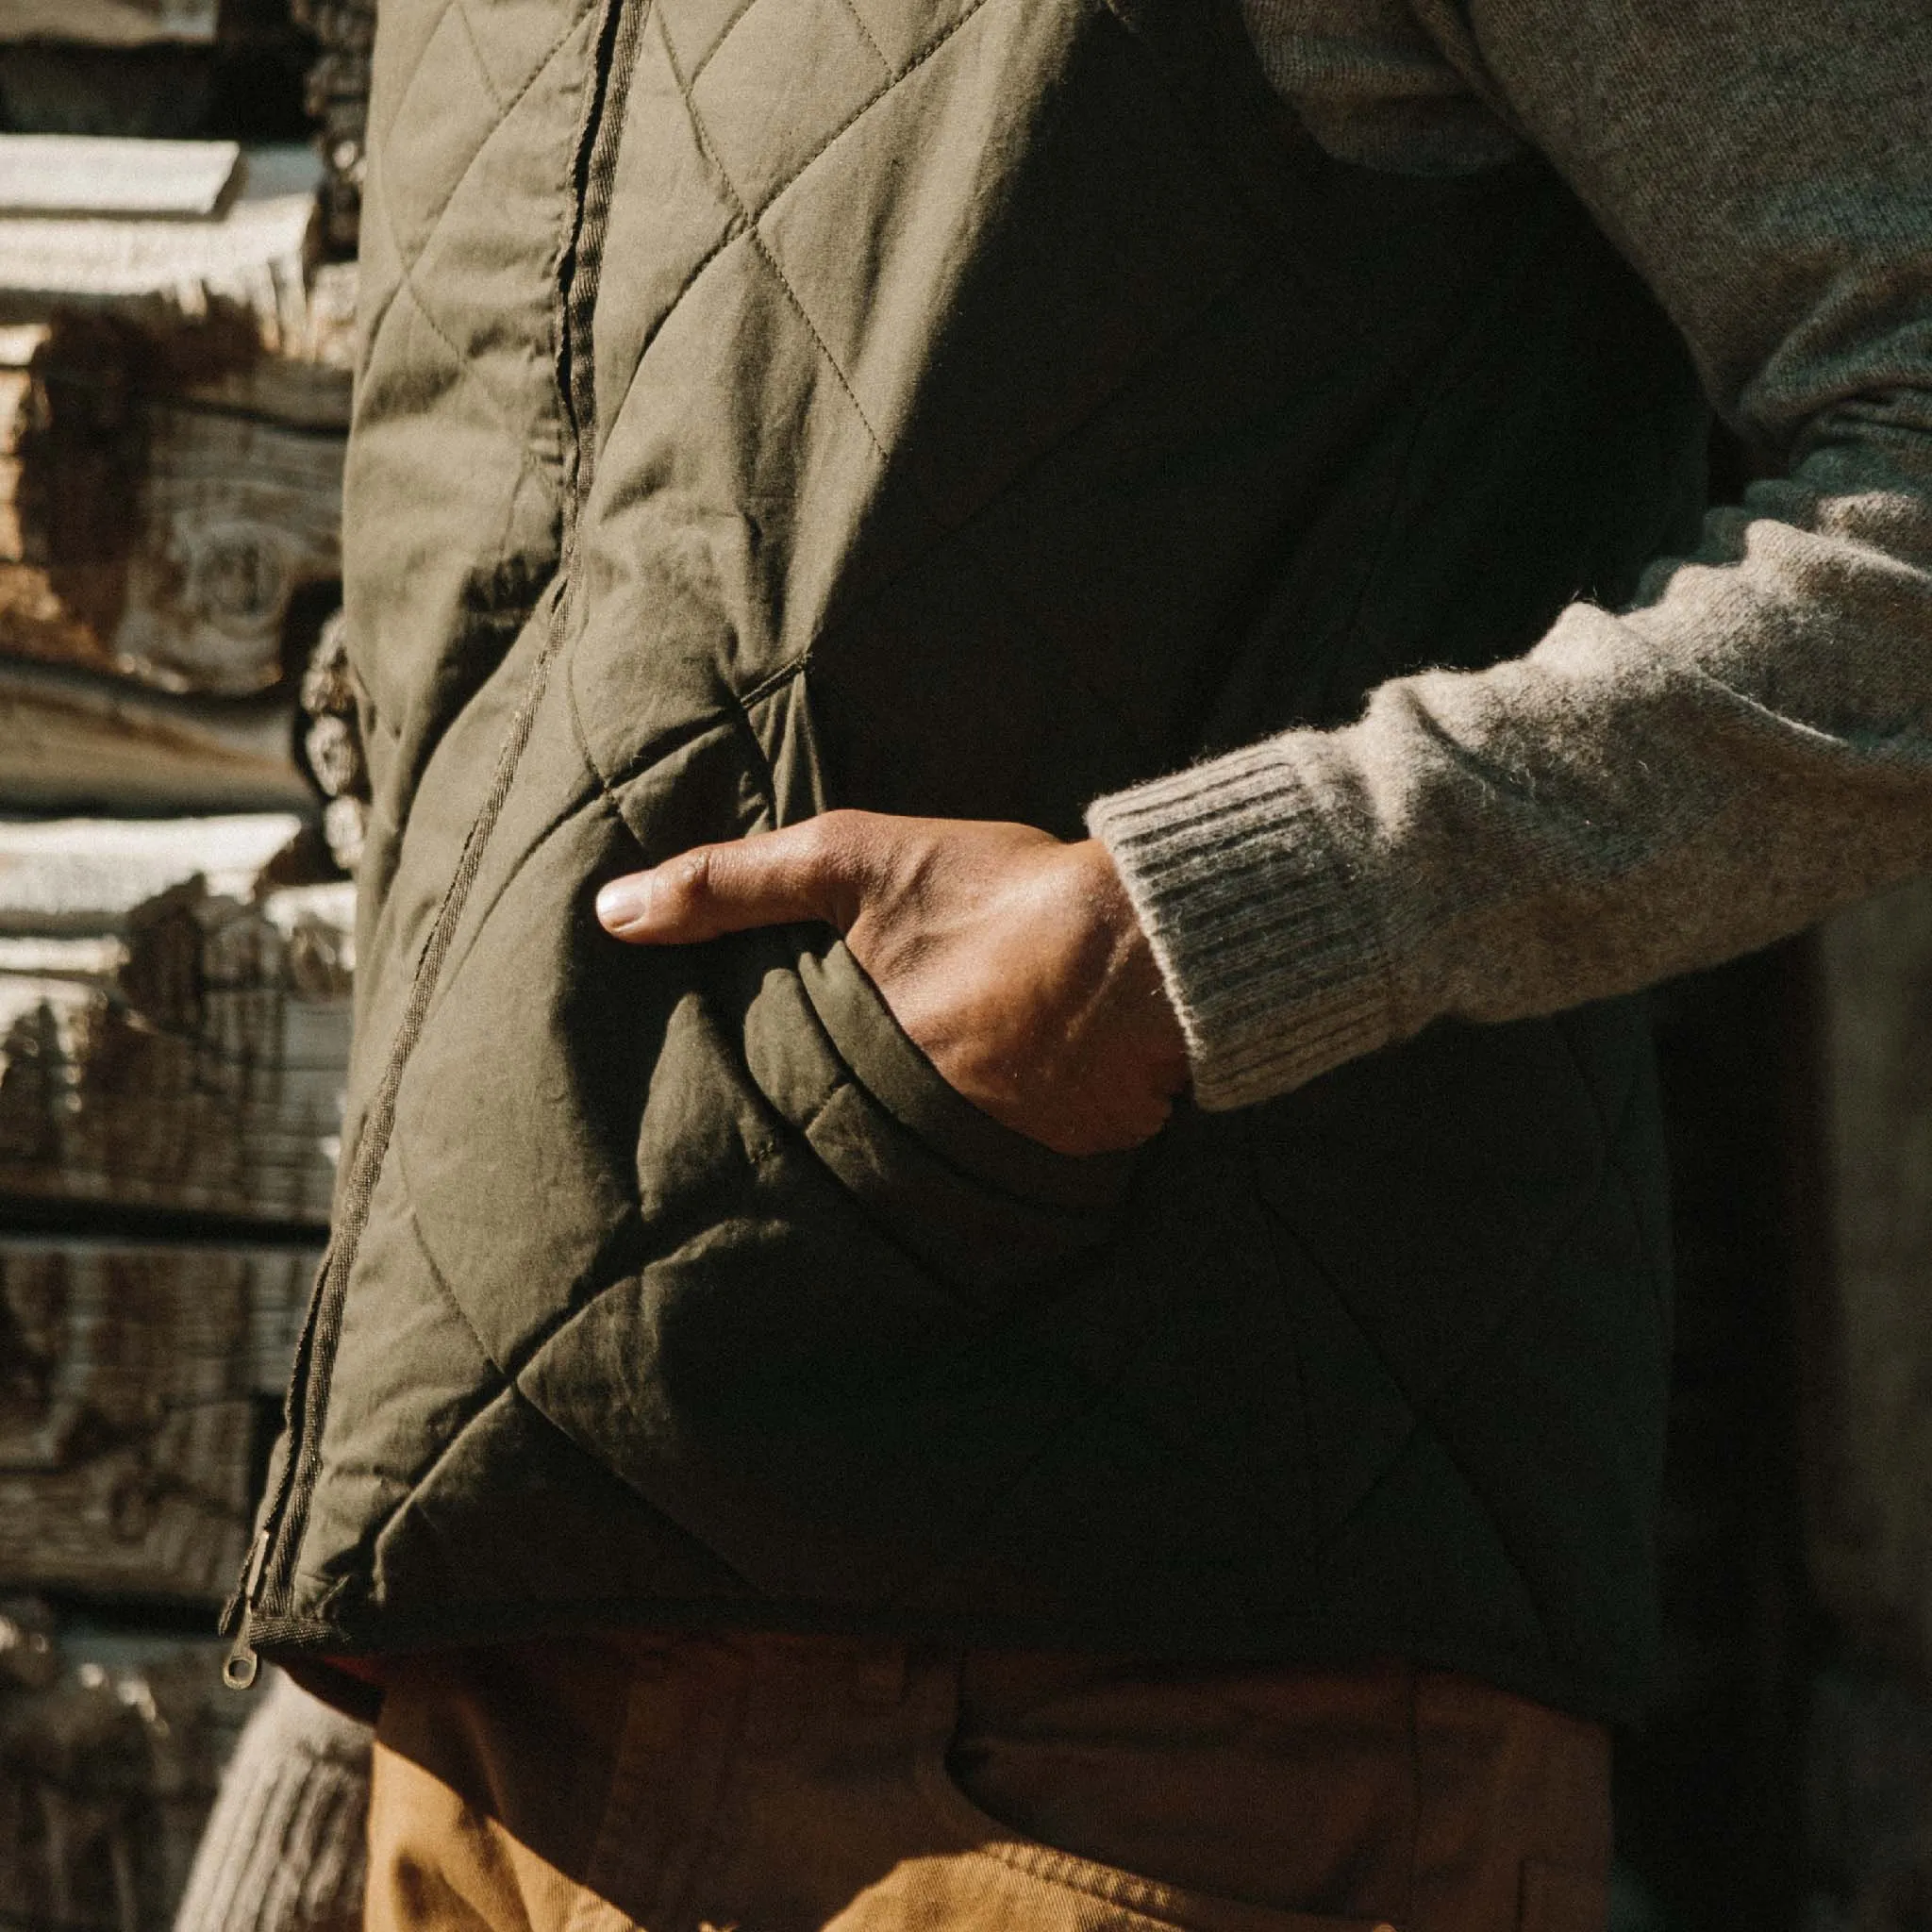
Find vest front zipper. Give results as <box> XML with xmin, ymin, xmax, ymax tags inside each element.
<box><xmin>220</xmin><ymin>0</ymin><xmax>649</xmax><ymax>1676</ymax></box>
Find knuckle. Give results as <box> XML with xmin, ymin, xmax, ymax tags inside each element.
<box><xmin>810</xmin><ymin>808</ymin><xmax>860</xmax><ymax>864</ymax></box>
<box><xmin>793</xmin><ymin>813</ymin><xmax>834</xmax><ymax>869</ymax></box>
<box><xmin>804</xmin><ymin>811</ymin><xmax>867</xmax><ymax>891</ymax></box>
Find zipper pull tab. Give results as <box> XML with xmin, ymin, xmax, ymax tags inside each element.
<box><xmin>223</xmin><ymin>1526</ymin><xmax>271</xmax><ymax>1690</ymax></box>
<box><xmin>224</xmin><ymin>1619</ymin><xmax>259</xmax><ymax>1690</ymax></box>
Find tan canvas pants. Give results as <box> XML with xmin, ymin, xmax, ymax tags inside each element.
<box><xmin>365</xmin><ymin>1635</ymin><xmax>1610</xmax><ymax>1932</ymax></box>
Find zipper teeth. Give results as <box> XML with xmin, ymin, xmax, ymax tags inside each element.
<box><xmin>238</xmin><ymin>0</ymin><xmax>647</xmax><ymax>1631</ymax></box>
<box><xmin>263</xmin><ymin>604</ymin><xmax>572</xmax><ymax>1609</ymax></box>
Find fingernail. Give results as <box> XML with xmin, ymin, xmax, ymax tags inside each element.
<box><xmin>596</xmin><ymin>874</ymin><xmax>653</xmax><ymax>930</ymax></box>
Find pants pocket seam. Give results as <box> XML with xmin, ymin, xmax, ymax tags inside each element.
<box><xmin>909</xmin><ymin>1739</ymin><xmax>1398</xmax><ymax>1932</ymax></box>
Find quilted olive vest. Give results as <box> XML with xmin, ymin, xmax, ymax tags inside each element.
<box><xmin>226</xmin><ymin>0</ymin><xmax>1709</xmax><ymax>1723</ymax></box>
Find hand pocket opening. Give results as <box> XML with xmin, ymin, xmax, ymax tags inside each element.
<box><xmin>740</xmin><ymin>930</ymin><xmax>1137</xmax><ymax>1299</ymax></box>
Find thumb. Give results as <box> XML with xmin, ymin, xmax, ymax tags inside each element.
<box><xmin>595</xmin><ymin>821</ymin><xmax>859</xmax><ymax>944</ymax></box>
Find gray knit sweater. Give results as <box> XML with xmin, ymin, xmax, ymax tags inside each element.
<box><xmin>1090</xmin><ymin>0</ymin><xmax>1932</xmax><ymax>1108</ymax></box>
<box><xmin>173</xmin><ymin>1673</ymin><xmax>368</xmax><ymax>1932</ymax></box>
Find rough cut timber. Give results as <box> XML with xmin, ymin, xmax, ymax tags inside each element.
<box><xmin>0</xmin><ymin>0</ymin><xmax>221</xmax><ymax>45</ymax></box>
<box><xmin>0</xmin><ymin>147</ymin><xmax>352</xmax><ymax>699</ymax></box>
<box><xmin>0</xmin><ymin>163</ymin><xmax>318</xmax><ymax>357</ymax></box>
<box><xmin>0</xmin><ymin>657</ymin><xmax>310</xmax><ymax>814</ymax></box>
<box><xmin>112</xmin><ymin>395</ymin><xmax>344</xmax><ymax>693</ymax></box>
<box><xmin>1806</xmin><ymin>875</ymin><xmax>1932</xmax><ymax>1678</ymax></box>
<box><xmin>0</xmin><ymin>812</ymin><xmax>302</xmax><ymax>930</ymax></box>
<box><xmin>0</xmin><ymin>1239</ymin><xmax>314</xmax><ymax>1604</ymax></box>
<box><xmin>0</xmin><ymin>134</ymin><xmax>240</xmax><ymax>219</ymax></box>
<box><xmin>0</xmin><ymin>308</ymin><xmax>347</xmax><ymax>695</ymax></box>
<box><xmin>0</xmin><ymin>1632</ymin><xmax>256</xmax><ymax>1932</ymax></box>
<box><xmin>0</xmin><ymin>815</ymin><xmax>352</xmax><ymax>1224</ymax></box>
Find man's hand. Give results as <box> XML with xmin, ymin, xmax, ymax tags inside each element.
<box><xmin>594</xmin><ymin>810</ymin><xmax>1189</xmax><ymax>1157</ymax></box>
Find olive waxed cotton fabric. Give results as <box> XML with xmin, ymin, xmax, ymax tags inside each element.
<box><xmin>237</xmin><ymin>0</ymin><xmax>1701</xmax><ymax>1722</ymax></box>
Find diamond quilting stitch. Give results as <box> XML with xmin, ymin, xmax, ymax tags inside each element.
<box><xmin>360</xmin><ymin>11</ymin><xmax>592</xmax><ymax>435</ymax></box>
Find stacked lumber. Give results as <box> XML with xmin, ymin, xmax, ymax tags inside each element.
<box><xmin>0</xmin><ymin>1619</ymin><xmax>257</xmax><ymax>1932</ymax></box>
<box><xmin>0</xmin><ymin>142</ymin><xmax>325</xmax><ymax>353</ymax></box>
<box><xmin>0</xmin><ymin>143</ymin><xmax>350</xmax><ymax>699</ymax></box>
<box><xmin>0</xmin><ymin>814</ymin><xmax>354</xmax><ymax>1224</ymax></box>
<box><xmin>0</xmin><ymin>33</ymin><xmax>362</xmax><ymax>1932</ymax></box>
<box><xmin>0</xmin><ymin>658</ymin><xmax>313</xmax><ymax>814</ymax></box>
<box><xmin>0</xmin><ymin>802</ymin><xmax>349</xmax><ymax>1926</ymax></box>
<box><xmin>0</xmin><ymin>1241</ymin><xmax>315</xmax><ymax>1603</ymax></box>
<box><xmin>0</xmin><ymin>816</ymin><xmax>345</xmax><ymax>1924</ymax></box>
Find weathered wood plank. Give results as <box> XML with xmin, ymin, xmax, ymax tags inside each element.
<box><xmin>123</xmin><ymin>406</ymin><xmax>343</xmax><ymax>694</ymax></box>
<box><xmin>0</xmin><ymin>135</ymin><xmax>240</xmax><ymax>219</ymax></box>
<box><xmin>1806</xmin><ymin>876</ymin><xmax>1932</xmax><ymax>1676</ymax></box>
<box><xmin>0</xmin><ymin>1630</ymin><xmax>257</xmax><ymax>1932</ymax></box>
<box><xmin>0</xmin><ymin>816</ymin><xmax>351</xmax><ymax>1224</ymax></box>
<box><xmin>0</xmin><ymin>148</ymin><xmax>351</xmax><ymax>694</ymax></box>
<box><xmin>0</xmin><ymin>1239</ymin><xmax>315</xmax><ymax>1603</ymax></box>
<box><xmin>0</xmin><ymin>318</ymin><xmax>346</xmax><ymax>693</ymax></box>
<box><xmin>0</xmin><ymin>657</ymin><xmax>310</xmax><ymax>813</ymax></box>
<box><xmin>0</xmin><ymin>0</ymin><xmax>221</xmax><ymax>46</ymax></box>
<box><xmin>0</xmin><ymin>188</ymin><xmax>315</xmax><ymax>347</ymax></box>
<box><xmin>0</xmin><ymin>812</ymin><xmax>304</xmax><ymax>931</ymax></box>
<box><xmin>0</xmin><ymin>143</ymin><xmax>325</xmax><ymax>359</ymax></box>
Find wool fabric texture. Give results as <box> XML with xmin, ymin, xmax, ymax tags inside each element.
<box><xmin>172</xmin><ymin>1673</ymin><xmax>370</xmax><ymax>1932</ymax></box>
<box><xmin>1092</xmin><ymin>0</ymin><xmax>1932</xmax><ymax>1109</ymax></box>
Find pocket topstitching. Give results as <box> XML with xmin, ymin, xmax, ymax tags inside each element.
<box><xmin>912</xmin><ymin>1743</ymin><xmax>1399</xmax><ymax>1932</ymax></box>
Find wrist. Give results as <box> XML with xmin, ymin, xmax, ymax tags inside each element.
<box><xmin>1067</xmin><ymin>837</ymin><xmax>1190</xmax><ymax>1089</ymax></box>
<box><xmin>1086</xmin><ymin>745</ymin><xmax>1394</xmax><ymax>1108</ymax></box>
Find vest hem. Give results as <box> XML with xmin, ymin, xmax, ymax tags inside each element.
<box><xmin>248</xmin><ymin>1598</ymin><xmax>1651</xmax><ymax>1729</ymax></box>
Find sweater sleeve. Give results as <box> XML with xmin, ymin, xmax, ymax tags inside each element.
<box><xmin>1088</xmin><ymin>0</ymin><xmax>1932</xmax><ymax>1111</ymax></box>
<box><xmin>172</xmin><ymin>1671</ymin><xmax>371</xmax><ymax>1932</ymax></box>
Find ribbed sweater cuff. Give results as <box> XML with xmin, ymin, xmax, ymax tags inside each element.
<box><xmin>173</xmin><ymin>1671</ymin><xmax>371</xmax><ymax>1932</ymax></box>
<box><xmin>1087</xmin><ymin>741</ymin><xmax>1393</xmax><ymax>1111</ymax></box>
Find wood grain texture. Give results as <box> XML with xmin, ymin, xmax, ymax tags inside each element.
<box><xmin>0</xmin><ymin>1634</ymin><xmax>256</xmax><ymax>1932</ymax></box>
<box><xmin>0</xmin><ymin>812</ymin><xmax>304</xmax><ymax>930</ymax></box>
<box><xmin>0</xmin><ymin>658</ymin><xmax>310</xmax><ymax>813</ymax></box>
<box><xmin>1807</xmin><ymin>876</ymin><xmax>1932</xmax><ymax>1675</ymax></box>
<box><xmin>0</xmin><ymin>143</ymin><xmax>333</xmax><ymax>363</ymax></box>
<box><xmin>0</xmin><ymin>192</ymin><xmax>314</xmax><ymax>342</ymax></box>
<box><xmin>111</xmin><ymin>401</ymin><xmax>343</xmax><ymax>693</ymax></box>
<box><xmin>0</xmin><ymin>135</ymin><xmax>240</xmax><ymax>219</ymax></box>
<box><xmin>0</xmin><ymin>318</ymin><xmax>346</xmax><ymax>695</ymax></box>
<box><xmin>0</xmin><ymin>817</ymin><xmax>351</xmax><ymax>1224</ymax></box>
<box><xmin>0</xmin><ymin>1241</ymin><xmax>316</xmax><ymax>1603</ymax></box>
